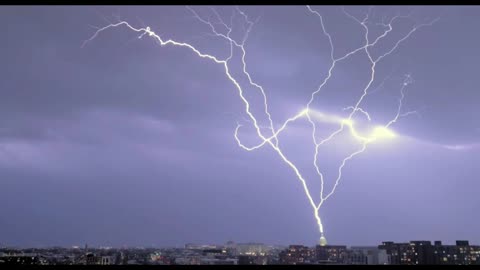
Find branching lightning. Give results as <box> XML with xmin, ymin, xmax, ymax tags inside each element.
<box><xmin>83</xmin><ymin>6</ymin><xmax>438</xmax><ymax>245</ymax></box>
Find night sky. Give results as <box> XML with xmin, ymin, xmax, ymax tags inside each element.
<box><xmin>1</xmin><ymin>6</ymin><xmax>479</xmax><ymax>248</ymax></box>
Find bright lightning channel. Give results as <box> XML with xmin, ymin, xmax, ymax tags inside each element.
<box><xmin>83</xmin><ymin>6</ymin><xmax>438</xmax><ymax>246</ymax></box>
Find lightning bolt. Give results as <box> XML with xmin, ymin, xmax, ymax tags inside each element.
<box><xmin>83</xmin><ymin>6</ymin><xmax>438</xmax><ymax>245</ymax></box>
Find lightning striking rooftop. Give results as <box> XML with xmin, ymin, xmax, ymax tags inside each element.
<box><xmin>83</xmin><ymin>6</ymin><xmax>439</xmax><ymax>245</ymax></box>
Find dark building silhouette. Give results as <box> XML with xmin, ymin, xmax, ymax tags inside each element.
<box><xmin>315</xmin><ymin>245</ymin><xmax>347</xmax><ymax>263</ymax></box>
<box><xmin>409</xmin><ymin>241</ymin><xmax>434</xmax><ymax>264</ymax></box>
<box><xmin>379</xmin><ymin>240</ymin><xmax>480</xmax><ymax>265</ymax></box>
<box><xmin>0</xmin><ymin>255</ymin><xmax>43</xmax><ymax>265</ymax></box>
<box><xmin>345</xmin><ymin>246</ymin><xmax>389</xmax><ymax>265</ymax></box>
<box><xmin>238</xmin><ymin>255</ymin><xmax>255</xmax><ymax>265</ymax></box>
<box><xmin>378</xmin><ymin>241</ymin><xmax>408</xmax><ymax>264</ymax></box>
<box><xmin>85</xmin><ymin>253</ymin><xmax>97</xmax><ymax>265</ymax></box>
<box><xmin>202</xmin><ymin>249</ymin><xmax>223</xmax><ymax>256</ymax></box>
<box><xmin>345</xmin><ymin>249</ymin><xmax>367</xmax><ymax>264</ymax></box>
<box><xmin>279</xmin><ymin>245</ymin><xmax>315</xmax><ymax>265</ymax></box>
<box><xmin>432</xmin><ymin>240</ymin><xmax>480</xmax><ymax>265</ymax></box>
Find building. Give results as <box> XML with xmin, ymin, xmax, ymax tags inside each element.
<box><xmin>279</xmin><ymin>245</ymin><xmax>315</xmax><ymax>264</ymax></box>
<box><xmin>202</xmin><ymin>249</ymin><xmax>225</xmax><ymax>257</ymax></box>
<box><xmin>0</xmin><ymin>254</ymin><xmax>47</xmax><ymax>265</ymax></box>
<box><xmin>174</xmin><ymin>256</ymin><xmax>201</xmax><ymax>265</ymax></box>
<box><xmin>224</xmin><ymin>241</ymin><xmax>238</xmax><ymax>256</ymax></box>
<box><xmin>236</xmin><ymin>243</ymin><xmax>268</xmax><ymax>256</ymax></box>
<box><xmin>315</xmin><ymin>245</ymin><xmax>347</xmax><ymax>263</ymax></box>
<box><xmin>378</xmin><ymin>241</ymin><xmax>411</xmax><ymax>264</ymax></box>
<box><xmin>238</xmin><ymin>255</ymin><xmax>256</xmax><ymax>265</ymax></box>
<box><xmin>100</xmin><ymin>256</ymin><xmax>114</xmax><ymax>265</ymax></box>
<box><xmin>379</xmin><ymin>240</ymin><xmax>480</xmax><ymax>265</ymax></box>
<box><xmin>432</xmin><ymin>240</ymin><xmax>480</xmax><ymax>265</ymax></box>
<box><xmin>199</xmin><ymin>258</ymin><xmax>238</xmax><ymax>265</ymax></box>
<box><xmin>85</xmin><ymin>253</ymin><xmax>97</xmax><ymax>265</ymax></box>
<box><xmin>345</xmin><ymin>248</ymin><xmax>367</xmax><ymax>264</ymax></box>
<box><xmin>184</xmin><ymin>244</ymin><xmax>217</xmax><ymax>250</ymax></box>
<box><xmin>238</xmin><ymin>255</ymin><xmax>268</xmax><ymax>265</ymax></box>
<box><xmin>348</xmin><ymin>246</ymin><xmax>389</xmax><ymax>265</ymax></box>
<box><xmin>409</xmin><ymin>241</ymin><xmax>435</xmax><ymax>265</ymax></box>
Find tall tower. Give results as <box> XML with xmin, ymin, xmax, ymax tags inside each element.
<box><xmin>319</xmin><ymin>234</ymin><xmax>327</xmax><ymax>246</ymax></box>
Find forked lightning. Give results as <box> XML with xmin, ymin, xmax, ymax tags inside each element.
<box><xmin>83</xmin><ymin>6</ymin><xmax>438</xmax><ymax>245</ymax></box>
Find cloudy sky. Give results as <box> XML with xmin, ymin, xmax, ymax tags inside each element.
<box><xmin>1</xmin><ymin>6</ymin><xmax>479</xmax><ymax>248</ymax></box>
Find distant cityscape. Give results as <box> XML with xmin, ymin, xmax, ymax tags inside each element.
<box><xmin>1</xmin><ymin>240</ymin><xmax>479</xmax><ymax>265</ymax></box>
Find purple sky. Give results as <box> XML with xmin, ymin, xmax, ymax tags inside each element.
<box><xmin>1</xmin><ymin>6</ymin><xmax>479</xmax><ymax>248</ymax></box>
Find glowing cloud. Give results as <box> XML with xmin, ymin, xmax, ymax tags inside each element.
<box><xmin>306</xmin><ymin>109</ymin><xmax>397</xmax><ymax>142</ymax></box>
<box><xmin>371</xmin><ymin>126</ymin><xmax>396</xmax><ymax>140</ymax></box>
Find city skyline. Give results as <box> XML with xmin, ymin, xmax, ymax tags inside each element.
<box><xmin>3</xmin><ymin>239</ymin><xmax>480</xmax><ymax>250</ymax></box>
<box><xmin>2</xmin><ymin>239</ymin><xmax>480</xmax><ymax>265</ymax></box>
<box><xmin>1</xmin><ymin>5</ymin><xmax>479</xmax><ymax>247</ymax></box>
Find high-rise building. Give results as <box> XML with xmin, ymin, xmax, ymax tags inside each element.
<box><xmin>378</xmin><ymin>241</ymin><xmax>411</xmax><ymax>264</ymax></box>
<box><xmin>279</xmin><ymin>245</ymin><xmax>315</xmax><ymax>265</ymax></box>
<box><xmin>409</xmin><ymin>241</ymin><xmax>435</xmax><ymax>265</ymax></box>
<box><xmin>348</xmin><ymin>246</ymin><xmax>389</xmax><ymax>265</ymax></box>
<box><xmin>345</xmin><ymin>248</ymin><xmax>367</xmax><ymax>264</ymax></box>
<box><xmin>379</xmin><ymin>240</ymin><xmax>480</xmax><ymax>265</ymax></box>
<box><xmin>432</xmin><ymin>240</ymin><xmax>480</xmax><ymax>265</ymax></box>
<box><xmin>315</xmin><ymin>245</ymin><xmax>347</xmax><ymax>263</ymax></box>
